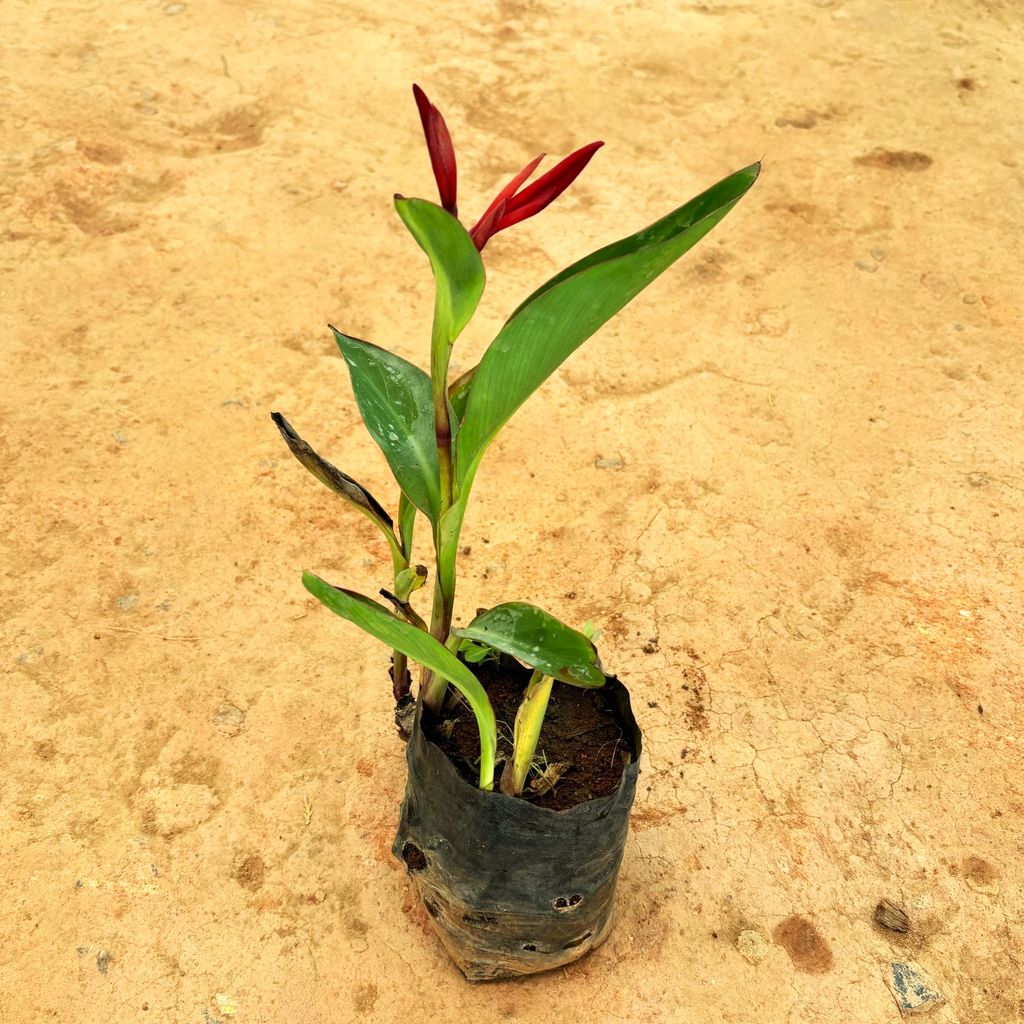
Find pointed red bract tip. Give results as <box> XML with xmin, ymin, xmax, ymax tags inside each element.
<box><xmin>498</xmin><ymin>140</ymin><xmax>604</xmax><ymax>230</ymax></box>
<box><xmin>469</xmin><ymin>152</ymin><xmax>546</xmax><ymax>250</ymax></box>
<box><xmin>412</xmin><ymin>84</ymin><xmax>458</xmax><ymax>216</ymax></box>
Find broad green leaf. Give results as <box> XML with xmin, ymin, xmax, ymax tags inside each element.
<box><xmin>453</xmin><ymin>602</ymin><xmax>607</xmax><ymax>688</ymax></box>
<box><xmin>457</xmin><ymin>163</ymin><xmax>760</xmax><ymax>487</ymax></box>
<box><xmin>271</xmin><ymin>412</ymin><xmax>403</xmax><ymax>567</ymax></box>
<box><xmin>394</xmin><ymin>197</ymin><xmax>485</xmax><ymax>347</ymax></box>
<box><xmin>332</xmin><ymin>328</ymin><xmax>441</xmax><ymax>523</ymax></box>
<box><xmin>302</xmin><ymin>572</ymin><xmax>497</xmax><ymax>790</ymax></box>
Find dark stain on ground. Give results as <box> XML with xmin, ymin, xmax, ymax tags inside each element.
<box><xmin>854</xmin><ymin>148</ymin><xmax>933</xmax><ymax>171</ymax></box>
<box><xmin>352</xmin><ymin>982</ymin><xmax>379</xmax><ymax>1014</ymax></box>
<box><xmin>34</xmin><ymin>739</ymin><xmax>57</xmax><ymax>761</ymax></box>
<box><xmin>962</xmin><ymin>855</ymin><xmax>999</xmax><ymax>887</ymax></box>
<box><xmin>235</xmin><ymin>854</ymin><xmax>266</xmax><ymax>892</ymax></box>
<box><xmin>680</xmin><ymin>663</ymin><xmax>709</xmax><ymax>733</ymax></box>
<box><xmin>773</xmin><ymin>915</ymin><xmax>834</xmax><ymax>973</ymax></box>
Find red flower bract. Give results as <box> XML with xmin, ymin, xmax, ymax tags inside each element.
<box><xmin>473</xmin><ymin>141</ymin><xmax>604</xmax><ymax>249</ymax></box>
<box><xmin>413</xmin><ymin>84</ymin><xmax>458</xmax><ymax>217</ymax></box>
<box><xmin>412</xmin><ymin>85</ymin><xmax>602</xmax><ymax>252</ymax></box>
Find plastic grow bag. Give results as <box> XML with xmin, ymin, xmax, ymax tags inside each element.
<box><xmin>391</xmin><ymin>677</ymin><xmax>642</xmax><ymax>981</ymax></box>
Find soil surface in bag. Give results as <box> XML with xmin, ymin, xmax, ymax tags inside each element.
<box><xmin>425</xmin><ymin>655</ymin><xmax>632</xmax><ymax>809</ymax></box>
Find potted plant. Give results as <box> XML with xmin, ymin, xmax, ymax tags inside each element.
<box><xmin>272</xmin><ymin>85</ymin><xmax>758</xmax><ymax>981</ymax></box>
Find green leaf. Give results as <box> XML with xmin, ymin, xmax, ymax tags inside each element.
<box><xmin>453</xmin><ymin>603</ymin><xmax>607</xmax><ymax>688</ymax></box>
<box><xmin>456</xmin><ymin>163</ymin><xmax>760</xmax><ymax>487</ymax></box>
<box><xmin>302</xmin><ymin>573</ymin><xmax>497</xmax><ymax>790</ymax></box>
<box><xmin>394</xmin><ymin>564</ymin><xmax>427</xmax><ymax>602</ymax></box>
<box><xmin>332</xmin><ymin>328</ymin><xmax>441</xmax><ymax>522</ymax></box>
<box><xmin>394</xmin><ymin>197</ymin><xmax>485</xmax><ymax>347</ymax></box>
<box><xmin>448</xmin><ymin>365</ymin><xmax>475</xmax><ymax>427</ymax></box>
<box><xmin>501</xmin><ymin>670</ymin><xmax>554</xmax><ymax>797</ymax></box>
<box><xmin>457</xmin><ymin>638</ymin><xmax>500</xmax><ymax>666</ymax></box>
<box><xmin>398</xmin><ymin>492</ymin><xmax>417</xmax><ymax>561</ymax></box>
<box><xmin>270</xmin><ymin>412</ymin><xmax>403</xmax><ymax>567</ymax></box>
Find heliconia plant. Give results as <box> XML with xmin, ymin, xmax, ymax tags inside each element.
<box><xmin>274</xmin><ymin>85</ymin><xmax>758</xmax><ymax>794</ymax></box>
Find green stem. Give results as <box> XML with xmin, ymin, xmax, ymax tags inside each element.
<box><xmin>421</xmin><ymin>315</ymin><xmax>460</xmax><ymax>715</ymax></box>
<box><xmin>500</xmin><ymin>671</ymin><xmax>554</xmax><ymax>797</ymax></box>
<box><xmin>388</xmin><ymin>542</ymin><xmax>411</xmax><ymax>702</ymax></box>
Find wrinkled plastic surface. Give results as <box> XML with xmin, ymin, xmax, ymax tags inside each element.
<box><xmin>392</xmin><ymin>678</ymin><xmax>642</xmax><ymax>981</ymax></box>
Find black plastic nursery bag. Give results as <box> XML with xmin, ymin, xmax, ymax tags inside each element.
<box><xmin>392</xmin><ymin>678</ymin><xmax>642</xmax><ymax>981</ymax></box>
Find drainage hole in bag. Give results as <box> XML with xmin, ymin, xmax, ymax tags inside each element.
<box><xmin>553</xmin><ymin>894</ymin><xmax>583</xmax><ymax>911</ymax></box>
<box><xmin>402</xmin><ymin>843</ymin><xmax>427</xmax><ymax>870</ymax></box>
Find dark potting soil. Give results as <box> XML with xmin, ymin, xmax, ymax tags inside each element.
<box><xmin>424</xmin><ymin>655</ymin><xmax>630</xmax><ymax>811</ymax></box>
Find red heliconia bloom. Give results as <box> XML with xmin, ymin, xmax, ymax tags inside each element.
<box><xmin>413</xmin><ymin>84</ymin><xmax>458</xmax><ymax>217</ymax></box>
<box><xmin>412</xmin><ymin>84</ymin><xmax>603</xmax><ymax>252</ymax></box>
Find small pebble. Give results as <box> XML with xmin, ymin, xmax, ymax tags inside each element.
<box><xmin>165</xmin><ymin>3</ymin><xmax>185</xmax><ymax>13</ymax></box>
<box><xmin>96</xmin><ymin>950</ymin><xmax>111</xmax><ymax>975</ymax></box>
<box><xmin>875</xmin><ymin>898</ymin><xmax>910</xmax><ymax>933</ymax></box>
<box><xmin>213</xmin><ymin>703</ymin><xmax>246</xmax><ymax>736</ymax></box>
<box><xmin>737</xmin><ymin>929</ymin><xmax>769</xmax><ymax>963</ymax></box>
<box><xmin>116</xmin><ymin>593</ymin><xmax>139</xmax><ymax>611</ymax></box>
<box><xmin>884</xmin><ymin>961</ymin><xmax>944</xmax><ymax>1015</ymax></box>
<box><xmin>854</xmin><ymin>259</ymin><xmax>877</xmax><ymax>273</ymax></box>
<box><xmin>214</xmin><ymin>993</ymin><xmax>238</xmax><ymax>1016</ymax></box>
<box><xmin>595</xmin><ymin>455</ymin><xmax>623</xmax><ymax>469</ymax></box>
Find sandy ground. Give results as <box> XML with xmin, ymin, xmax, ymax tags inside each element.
<box><xmin>2</xmin><ymin>0</ymin><xmax>1023</xmax><ymax>1021</ymax></box>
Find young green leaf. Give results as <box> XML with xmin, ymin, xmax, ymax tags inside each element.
<box><xmin>394</xmin><ymin>564</ymin><xmax>428</xmax><ymax>602</ymax></box>
<box><xmin>448</xmin><ymin>365</ymin><xmax>475</xmax><ymax>427</ymax></box>
<box><xmin>332</xmin><ymin>328</ymin><xmax>441</xmax><ymax>522</ymax></box>
<box><xmin>270</xmin><ymin>412</ymin><xmax>403</xmax><ymax>566</ymax></box>
<box><xmin>457</xmin><ymin>638</ymin><xmax>500</xmax><ymax>665</ymax></box>
<box><xmin>397</xmin><ymin>492</ymin><xmax>417</xmax><ymax>562</ymax></box>
<box><xmin>453</xmin><ymin>602</ymin><xmax>607</xmax><ymax>688</ymax></box>
<box><xmin>393</xmin><ymin>197</ymin><xmax>485</xmax><ymax>347</ymax></box>
<box><xmin>456</xmin><ymin>163</ymin><xmax>760</xmax><ymax>488</ymax></box>
<box><xmin>302</xmin><ymin>572</ymin><xmax>497</xmax><ymax>790</ymax></box>
<box><xmin>500</xmin><ymin>670</ymin><xmax>554</xmax><ymax>797</ymax></box>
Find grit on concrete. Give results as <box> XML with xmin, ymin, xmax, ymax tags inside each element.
<box><xmin>2</xmin><ymin>1</ymin><xmax>1022</xmax><ymax>1022</ymax></box>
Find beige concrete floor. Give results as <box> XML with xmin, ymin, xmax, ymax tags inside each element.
<box><xmin>2</xmin><ymin>1</ymin><xmax>1022</xmax><ymax>1021</ymax></box>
